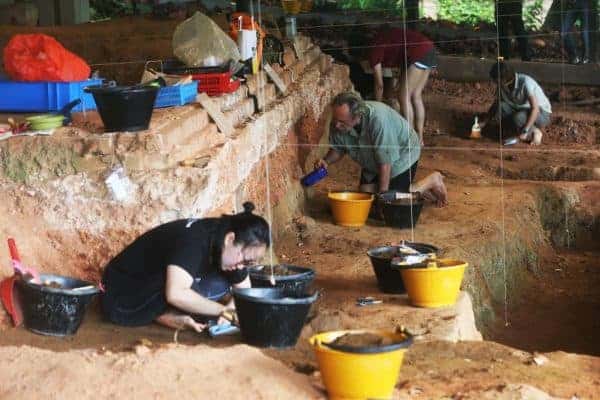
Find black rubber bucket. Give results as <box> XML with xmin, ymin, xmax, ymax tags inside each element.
<box><xmin>381</xmin><ymin>195</ymin><xmax>424</xmax><ymax>229</ymax></box>
<box><xmin>233</xmin><ymin>287</ymin><xmax>318</xmax><ymax>348</ymax></box>
<box><xmin>248</xmin><ymin>264</ymin><xmax>315</xmax><ymax>296</ymax></box>
<box><xmin>367</xmin><ymin>243</ymin><xmax>438</xmax><ymax>294</ymax></box>
<box><xmin>14</xmin><ymin>274</ymin><xmax>100</xmax><ymax>337</ymax></box>
<box><xmin>84</xmin><ymin>84</ymin><xmax>158</xmax><ymax>132</ymax></box>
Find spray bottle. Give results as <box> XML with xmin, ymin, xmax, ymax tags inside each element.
<box><xmin>470</xmin><ymin>116</ymin><xmax>481</xmax><ymax>139</ymax></box>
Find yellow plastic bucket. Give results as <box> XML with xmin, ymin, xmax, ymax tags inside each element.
<box><xmin>300</xmin><ymin>0</ymin><xmax>313</xmax><ymax>12</ymax></box>
<box><xmin>328</xmin><ymin>192</ymin><xmax>374</xmax><ymax>227</ymax></box>
<box><xmin>310</xmin><ymin>329</ymin><xmax>412</xmax><ymax>400</ymax></box>
<box><xmin>399</xmin><ymin>259</ymin><xmax>468</xmax><ymax>308</ymax></box>
<box><xmin>281</xmin><ymin>0</ymin><xmax>301</xmax><ymax>14</ymax></box>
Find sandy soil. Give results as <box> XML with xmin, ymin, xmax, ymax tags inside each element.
<box><xmin>0</xmin><ymin>78</ymin><xmax>599</xmax><ymax>398</ymax></box>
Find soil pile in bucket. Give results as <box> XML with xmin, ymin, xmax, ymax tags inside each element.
<box><xmin>329</xmin><ymin>332</ymin><xmax>395</xmax><ymax>348</ymax></box>
<box><xmin>253</xmin><ymin>265</ymin><xmax>297</xmax><ymax>276</ymax></box>
<box><xmin>41</xmin><ymin>280</ymin><xmax>64</xmax><ymax>289</ymax></box>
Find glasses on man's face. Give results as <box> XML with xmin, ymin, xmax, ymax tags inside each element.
<box><xmin>333</xmin><ymin>118</ymin><xmax>354</xmax><ymax>130</ymax></box>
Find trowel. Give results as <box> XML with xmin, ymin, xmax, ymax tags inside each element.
<box><xmin>208</xmin><ymin>321</ymin><xmax>240</xmax><ymax>337</ymax></box>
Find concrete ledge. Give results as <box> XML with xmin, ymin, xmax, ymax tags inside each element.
<box><xmin>361</xmin><ymin>55</ymin><xmax>600</xmax><ymax>86</ymax></box>
<box><xmin>437</xmin><ymin>55</ymin><xmax>600</xmax><ymax>86</ymax></box>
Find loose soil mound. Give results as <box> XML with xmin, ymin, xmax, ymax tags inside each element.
<box><xmin>254</xmin><ymin>265</ymin><xmax>300</xmax><ymax>276</ymax></box>
<box><xmin>329</xmin><ymin>332</ymin><xmax>395</xmax><ymax>348</ymax></box>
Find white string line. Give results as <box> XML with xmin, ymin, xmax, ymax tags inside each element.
<box><xmin>257</xmin><ymin>0</ymin><xmax>276</xmax><ymax>283</ymax></box>
<box><xmin>399</xmin><ymin>1</ymin><xmax>416</xmax><ymax>243</ymax></box>
<box><xmin>33</xmin><ymin>135</ymin><xmax>598</xmax><ymax>153</ymax></box>
<box><xmin>251</xmin><ymin>143</ymin><xmax>600</xmax><ymax>153</ymax></box>
<box><xmin>290</xmin><ymin>6</ymin><xmax>592</xmax><ymax>27</ymax></box>
<box><xmin>561</xmin><ymin>0</ymin><xmax>572</xmax><ymax>252</ymax></box>
<box><xmin>493</xmin><ymin>0</ymin><xmax>510</xmax><ymax>329</ymax></box>
<box><xmin>85</xmin><ymin>32</ymin><xmax>590</xmax><ymax>70</ymax></box>
<box><xmin>86</xmin><ymin>30</ymin><xmax>582</xmax><ymax>68</ymax></box>
<box><xmin>298</xmin><ymin>22</ymin><xmax>595</xmax><ymax>36</ymax></box>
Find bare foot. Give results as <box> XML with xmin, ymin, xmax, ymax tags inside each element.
<box><xmin>156</xmin><ymin>312</ymin><xmax>206</xmax><ymax>333</ymax></box>
<box><xmin>415</xmin><ymin>172</ymin><xmax>448</xmax><ymax>207</ymax></box>
<box><xmin>530</xmin><ymin>128</ymin><xmax>543</xmax><ymax>146</ymax></box>
<box><xmin>429</xmin><ymin>172</ymin><xmax>448</xmax><ymax>207</ymax></box>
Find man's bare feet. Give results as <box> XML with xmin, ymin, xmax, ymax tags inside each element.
<box><xmin>412</xmin><ymin>172</ymin><xmax>448</xmax><ymax>208</ymax></box>
<box><xmin>428</xmin><ymin>172</ymin><xmax>448</xmax><ymax>207</ymax></box>
<box><xmin>531</xmin><ymin>128</ymin><xmax>543</xmax><ymax>146</ymax></box>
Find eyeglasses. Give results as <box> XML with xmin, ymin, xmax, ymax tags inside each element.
<box><xmin>239</xmin><ymin>259</ymin><xmax>257</xmax><ymax>267</ymax></box>
<box><xmin>333</xmin><ymin>118</ymin><xmax>354</xmax><ymax>130</ymax></box>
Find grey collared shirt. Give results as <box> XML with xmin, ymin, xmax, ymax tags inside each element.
<box><xmin>500</xmin><ymin>73</ymin><xmax>552</xmax><ymax>114</ymax></box>
<box><xmin>329</xmin><ymin>101</ymin><xmax>421</xmax><ymax>181</ymax></box>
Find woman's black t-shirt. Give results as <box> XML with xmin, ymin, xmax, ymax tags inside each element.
<box><xmin>102</xmin><ymin>218</ymin><xmax>248</xmax><ymax>307</ymax></box>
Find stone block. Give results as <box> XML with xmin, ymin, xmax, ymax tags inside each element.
<box><xmin>245</xmin><ymin>71</ymin><xmax>268</xmax><ymax>95</ymax></box>
<box><xmin>282</xmin><ymin>48</ymin><xmax>297</xmax><ymax>67</ymax></box>
<box><xmin>255</xmin><ymin>84</ymin><xmax>277</xmax><ymax>111</ymax></box>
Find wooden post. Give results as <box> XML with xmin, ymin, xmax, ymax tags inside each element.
<box><xmin>405</xmin><ymin>0</ymin><xmax>420</xmax><ymax>29</ymax></box>
<box><xmin>592</xmin><ymin>0</ymin><xmax>599</xmax><ymax>61</ymax></box>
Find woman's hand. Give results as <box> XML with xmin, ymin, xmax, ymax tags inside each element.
<box><xmin>218</xmin><ymin>308</ymin><xmax>238</xmax><ymax>326</ymax></box>
<box><xmin>182</xmin><ymin>316</ymin><xmax>206</xmax><ymax>333</ymax></box>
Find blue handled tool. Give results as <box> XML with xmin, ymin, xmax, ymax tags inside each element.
<box><xmin>208</xmin><ymin>321</ymin><xmax>240</xmax><ymax>337</ymax></box>
<box><xmin>300</xmin><ymin>167</ymin><xmax>327</xmax><ymax>187</ymax></box>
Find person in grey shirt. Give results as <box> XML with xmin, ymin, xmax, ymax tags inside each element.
<box><xmin>481</xmin><ymin>62</ymin><xmax>552</xmax><ymax>146</ymax></box>
<box><xmin>315</xmin><ymin>91</ymin><xmax>448</xmax><ymax>208</ymax></box>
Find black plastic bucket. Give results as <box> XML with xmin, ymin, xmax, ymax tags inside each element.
<box><xmin>233</xmin><ymin>287</ymin><xmax>318</xmax><ymax>348</ymax></box>
<box><xmin>84</xmin><ymin>84</ymin><xmax>158</xmax><ymax>132</ymax></box>
<box><xmin>381</xmin><ymin>196</ymin><xmax>424</xmax><ymax>229</ymax></box>
<box><xmin>367</xmin><ymin>243</ymin><xmax>438</xmax><ymax>294</ymax></box>
<box><xmin>248</xmin><ymin>264</ymin><xmax>315</xmax><ymax>296</ymax></box>
<box><xmin>14</xmin><ymin>274</ymin><xmax>100</xmax><ymax>336</ymax></box>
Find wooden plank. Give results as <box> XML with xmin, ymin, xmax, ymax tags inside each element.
<box><xmin>196</xmin><ymin>93</ymin><xmax>234</xmax><ymax>137</ymax></box>
<box><xmin>292</xmin><ymin>36</ymin><xmax>304</xmax><ymax>60</ymax></box>
<box><xmin>263</xmin><ymin>64</ymin><xmax>287</xmax><ymax>95</ymax></box>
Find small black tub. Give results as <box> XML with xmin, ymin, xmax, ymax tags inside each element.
<box><xmin>248</xmin><ymin>264</ymin><xmax>315</xmax><ymax>296</ymax></box>
<box><xmin>233</xmin><ymin>287</ymin><xmax>317</xmax><ymax>348</ymax></box>
<box><xmin>84</xmin><ymin>84</ymin><xmax>158</xmax><ymax>132</ymax></box>
<box><xmin>380</xmin><ymin>194</ymin><xmax>424</xmax><ymax>229</ymax></box>
<box><xmin>15</xmin><ymin>274</ymin><xmax>100</xmax><ymax>336</ymax></box>
<box><xmin>367</xmin><ymin>243</ymin><xmax>438</xmax><ymax>293</ymax></box>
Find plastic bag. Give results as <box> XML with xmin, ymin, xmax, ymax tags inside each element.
<box><xmin>172</xmin><ymin>12</ymin><xmax>241</xmax><ymax>67</ymax></box>
<box><xmin>3</xmin><ymin>34</ymin><xmax>90</xmax><ymax>82</ymax></box>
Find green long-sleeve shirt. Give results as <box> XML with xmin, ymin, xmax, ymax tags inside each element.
<box><xmin>329</xmin><ymin>101</ymin><xmax>421</xmax><ymax>181</ymax></box>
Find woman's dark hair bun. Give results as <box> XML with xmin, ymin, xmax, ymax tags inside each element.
<box><xmin>223</xmin><ymin>201</ymin><xmax>270</xmax><ymax>248</ymax></box>
<box><xmin>242</xmin><ymin>201</ymin><xmax>255</xmax><ymax>214</ymax></box>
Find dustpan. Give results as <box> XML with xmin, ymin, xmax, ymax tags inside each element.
<box><xmin>0</xmin><ymin>276</ymin><xmax>22</xmax><ymax>326</ymax></box>
<box><xmin>0</xmin><ymin>238</ymin><xmax>37</xmax><ymax>327</ymax></box>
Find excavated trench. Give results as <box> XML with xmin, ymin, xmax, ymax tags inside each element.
<box><xmin>473</xmin><ymin>183</ymin><xmax>600</xmax><ymax>356</ymax></box>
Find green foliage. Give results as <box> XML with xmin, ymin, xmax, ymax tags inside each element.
<box><xmin>90</xmin><ymin>0</ymin><xmax>133</xmax><ymax>20</ymax></box>
<box><xmin>523</xmin><ymin>0</ymin><xmax>545</xmax><ymax>30</ymax></box>
<box><xmin>438</xmin><ymin>0</ymin><xmax>495</xmax><ymax>26</ymax></box>
<box><xmin>437</xmin><ymin>0</ymin><xmax>556</xmax><ymax>29</ymax></box>
<box><xmin>338</xmin><ymin>0</ymin><xmax>403</xmax><ymax>13</ymax></box>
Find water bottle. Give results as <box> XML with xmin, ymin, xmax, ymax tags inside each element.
<box><xmin>301</xmin><ymin>167</ymin><xmax>327</xmax><ymax>187</ymax></box>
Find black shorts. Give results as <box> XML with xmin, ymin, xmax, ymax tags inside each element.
<box><xmin>413</xmin><ymin>48</ymin><xmax>437</xmax><ymax>70</ymax></box>
<box><xmin>101</xmin><ymin>271</ymin><xmax>231</xmax><ymax>326</ymax></box>
<box><xmin>360</xmin><ymin>161</ymin><xmax>419</xmax><ymax>193</ymax></box>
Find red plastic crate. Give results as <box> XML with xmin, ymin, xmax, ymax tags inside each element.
<box><xmin>192</xmin><ymin>71</ymin><xmax>240</xmax><ymax>96</ymax></box>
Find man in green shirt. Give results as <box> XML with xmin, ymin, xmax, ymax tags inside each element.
<box><xmin>316</xmin><ymin>91</ymin><xmax>448</xmax><ymax>207</ymax></box>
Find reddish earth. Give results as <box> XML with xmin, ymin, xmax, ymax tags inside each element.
<box><xmin>0</xmin><ymin>78</ymin><xmax>599</xmax><ymax>398</ymax></box>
